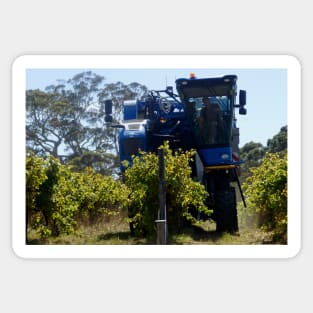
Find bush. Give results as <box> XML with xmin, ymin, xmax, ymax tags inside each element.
<box><xmin>26</xmin><ymin>152</ymin><xmax>48</xmax><ymax>228</ymax></box>
<box><xmin>74</xmin><ymin>167</ymin><xmax>130</xmax><ymax>224</ymax></box>
<box><xmin>30</xmin><ymin>156</ymin><xmax>79</xmax><ymax>237</ymax></box>
<box><xmin>242</xmin><ymin>152</ymin><xmax>287</xmax><ymax>243</ymax></box>
<box><xmin>123</xmin><ymin>142</ymin><xmax>210</xmax><ymax>237</ymax></box>
<box><xmin>26</xmin><ymin>155</ymin><xmax>130</xmax><ymax>239</ymax></box>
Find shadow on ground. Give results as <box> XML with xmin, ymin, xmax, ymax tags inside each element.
<box><xmin>168</xmin><ymin>225</ymin><xmax>225</xmax><ymax>244</ymax></box>
<box><xmin>97</xmin><ymin>224</ymin><xmax>229</xmax><ymax>245</ymax></box>
<box><xmin>26</xmin><ymin>238</ymin><xmax>45</xmax><ymax>245</ymax></box>
<box><xmin>97</xmin><ymin>231</ymin><xmax>132</xmax><ymax>241</ymax></box>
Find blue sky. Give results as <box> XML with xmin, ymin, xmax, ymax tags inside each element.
<box><xmin>26</xmin><ymin>68</ymin><xmax>287</xmax><ymax>147</ymax></box>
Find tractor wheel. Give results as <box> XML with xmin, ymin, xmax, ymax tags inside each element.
<box><xmin>214</xmin><ymin>187</ymin><xmax>238</xmax><ymax>233</ymax></box>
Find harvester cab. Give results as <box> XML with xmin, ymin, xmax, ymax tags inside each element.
<box><xmin>175</xmin><ymin>74</ymin><xmax>247</xmax><ymax>232</ymax></box>
<box><xmin>175</xmin><ymin>74</ymin><xmax>246</xmax><ymax>167</ymax></box>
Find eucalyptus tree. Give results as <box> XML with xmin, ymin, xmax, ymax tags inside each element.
<box><xmin>26</xmin><ymin>71</ymin><xmax>148</xmax><ymax>174</ymax></box>
<box><xmin>26</xmin><ymin>89</ymin><xmax>70</xmax><ymax>158</ymax></box>
<box><xmin>267</xmin><ymin>125</ymin><xmax>287</xmax><ymax>154</ymax></box>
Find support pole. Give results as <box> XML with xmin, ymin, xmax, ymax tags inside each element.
<box><xmin>156</xmin><ymin>148</ymin><xmax>167</xmax><ymax>244</ymax></box>
<box><xmin>234</xmin><ymin>168</ymin><xmax>247</xmax><ymax>208</ymax></box>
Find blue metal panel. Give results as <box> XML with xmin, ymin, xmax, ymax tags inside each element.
<box><xmin>198</xmin><ymin>147</ymin><xmax>233</xmax><ymax>166</ymax></box>
<box><xmin>118</xmin><ymin>129</ymin><xmax>147</xmax><ymax>171</ymax></box>
<box><xmin>123</xmin><ymin>100</ymin><xmax>137</xmax><ymax>120</ymax></box>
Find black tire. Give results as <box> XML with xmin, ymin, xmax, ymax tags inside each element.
<box><xmin>214</xmin><ymin>187</ymin><xmax>238</xmax><ymax>233</ymax></box>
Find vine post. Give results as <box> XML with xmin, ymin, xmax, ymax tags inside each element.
<box><xmin>156</xmin><ymin>147</ymin><xmax>167</xmax><ymax>244</ymax></box>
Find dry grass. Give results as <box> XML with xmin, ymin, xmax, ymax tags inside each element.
<box><xmin>27</xmin><ymin>213</ymin><xmax>147</xmax><ymax>245</ymax></box>
<box><xmin>27</xmin><ymin>212</ymin><xmax>278</xmax><ymax>245</ymax></box>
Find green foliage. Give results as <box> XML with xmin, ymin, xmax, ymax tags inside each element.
<box><xmin>242</xmin><ymin>152</ymin><xmax>287</xmax><ymax>243</ymax></box>
<box><xmin>123</xmin><ymin>142</ymin><xmax>210</xmax><ymax>237</ymax></box>
<box><xmin>26</xmin><ymin>154</ymin><xmax>129</xmax><ymax>239</ymax></box>
<box><xmin>26</xmin><ymin>72</ymin><xmax>148</xmax><ymax>174</ymax></box>
<box><xmin>267</xmin><ymin>125</ymin><xmax>287</xmax><ymax>153</ymax></box>
<box><xmin>239</xmin><ymin>126</ymin><xmax>287</xmax><ymax>181</ymax></box>
<box><xmin>26</xmin><ymin>152</ymin><xmax>48</xmax><ymax>227</ymax></box>
<box><xmin>68</xmin><ymin>150</ymin><xmax>119</xmax><ymax>176</ymax></box>
<box><xmin>240</xmin><ymin>141</ymin><xmax>265</xmax><ymax>166</ymax></box>
<box><xmin>31</xmin><ymin>156</ymin><xmax>79</xmax><ymax>237</ymax></box>
<box><xmin>74</xmin><ymin>167</ymin><xmax>129</xmax><ymax>224</ymax></box>
<box><xmin>239</xmin><ymin>141</ymin><xmax>266</xmax><ymax>179</ymax></box>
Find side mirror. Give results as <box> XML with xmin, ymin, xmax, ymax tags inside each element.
<box><xmin>239</xmin><ymin>90</ymin><xmax>246</xmax><ymax>106</ymax></box>
<box><xmin>104</xmin><ymin>99</ymin><xmax>113</xmax><ymax>115</ymax></box>
<box><xmin>239</xmin><ymin>107</ymin><xmax>247</xmax><ymax>115</ymax></box>
<box><xmin>239</xmin><ymin>90</ymin><xmax>247</xmax><ymax>115</ymax></box>
<box><xmin>105</xmin><ymin>115</ymin><xmax>113</xmax><ymax>123</ymax></box>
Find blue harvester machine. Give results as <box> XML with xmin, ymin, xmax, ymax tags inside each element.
<box><xmin>104</xmin><ymin>73</ymin><xmax>247</xmax><ymax>233</ymax></box>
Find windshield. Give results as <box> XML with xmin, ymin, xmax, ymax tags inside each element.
<box><xmin>185</xmin><ymin>96</ymin><xmax>232</xmax><ymax>146</ymax></box>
